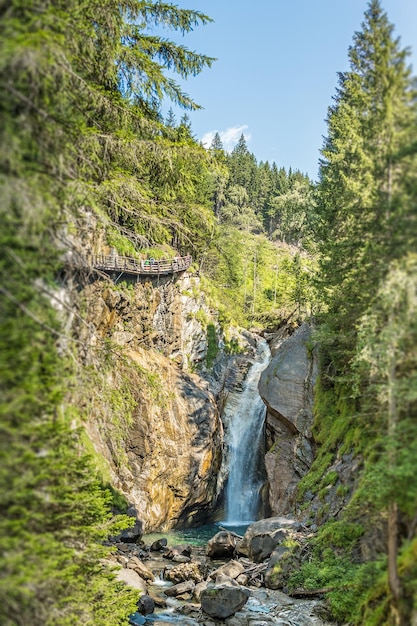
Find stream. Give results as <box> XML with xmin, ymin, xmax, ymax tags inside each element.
<box><xmin>126</xmin><ymin>339</ymin><xmax>333</xmax><ymax>625</ymax></box>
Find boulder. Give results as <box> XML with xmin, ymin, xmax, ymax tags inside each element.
<box><xmin>116</xmin><ymin>518</ymin><xmax>143</xmax><ymax>544</ymax></box>
<box><xmin>249</xmin><ymin>532</ymin><xmax>285</xmax><ymax>563</ymax></box>
<box><xmin>137</xmin><ymin>594</ymin><xmax>155</xmax><ymax>615</ymax></box>
<box><xmin>116</xmin><ymin>567</ymin><xmax>147</xmax><ymax>592</ymax></box>
<box><xmin>264</xmin><ymin>546</ymin><xmax>292</xmax><ymax>589</ymax></box>
<box><xmin>172</xmin><ymin>554</ymin><xmax>191</xmax><ymax>563</ymax></box>
<box><xmin>127</xmin><ymin>556</ymin><xmax>154</xmax><ymax>582</ymax></box>
<box><xmin>164</xmin><ymin>544</ymin><xmax>192</xmax><ymax>559</ymax></box>
<box><xmin>149</xmin><ymin>538</ymin><xmax>167</xmax><ymax>551</ymax></box>
<box><xmin>193</xmin><ymin>580</ymin><xmax>208</xmax><ymax>602</ymax></box>
<box><xmin>208</xmin><ymin>560</ymin><xmax>245</xmax><ymax>581</ymax></box>
<box><xmin>200</xmin><ymin>582</ymin><xmax>250</xmax><ymax>619</ymax></box>
<box><xmin>238</xmin><ymin>517</ymin><xmax>299</xmax><ymax>562</ymax></box>
<box><xmin>164</xmin><ymin>580</ymin><xmax>195</xmax><ymax>597</ymax></box>
<box><xmin>206</xmin><ymin>531</ymin><xmax>237</xmax><ymax>558</ymax></box>
<box><xmin>164</xmin><ymin>562</ymin><xmax>203</xmax><ymax>584</ymax></box>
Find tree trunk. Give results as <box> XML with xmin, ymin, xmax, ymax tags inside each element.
<box><xmin>387</xmin><ymin>346</ymin><xmax>401</xmax><ymax>624</ymax></box>
<box><xmin>251</xmin><ymin>247</ymin><xmax>257</xmax><ymax>315</ymax></box>
<box><xmin>388</xmin><ymin>501</ymin><xmax>401</xmax><ymax>612</ymax></box>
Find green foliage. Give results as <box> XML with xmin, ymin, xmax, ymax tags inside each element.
<box><xmin>0</xmin><ymin>226</ymin><xmax>137</xmax><ymax>624</ymax></box>
<box><xmin>358</xmin><ymin>539</ymin><xmax>417</xmax><ymax>625</ymax></box>
<box><xmin>287</xmin><ymin>526</ymin><xmax>382</xmax><ymax>624</ymax></box>
<box><xmin>223</xmin><ymin>336</ymin><xmax>244</xmax><ymax>355</ymax></box>
<box><xmin>107</xmin><ymin>229</ymin><xmax>140</xmax><ymax>257</ymax></box>
<box><xmin>201</xmin><ymin>226</ymin><xmax>314</xmax><ymax>331</ymax></box>
<box><xmin>0</xmin><ymin>0</ymin><xmax>218</xmax><ymax>622</ymax></box>
<box><xmin>299</xmin><ymin>3</ymin><xmax>417</xmax><ymax>624</ymax></box>
<box><xmin>315</xmin><ymin>0</ymin><xmax>417</xmax><ymax>375</ymax></box>
<box><xmin>205</xmin><ymin>322</ymin><xmax>219</xmax><ymax>368</ymax></box>
<box><xmin>297</xmin><ymin>451</ymin><xmax>333</xmax><ymax>499</ymax></box>
<box><xmin>317</xmin><ymin>520</ymin><xmax>364</xmax><ymax>550</ymax></box>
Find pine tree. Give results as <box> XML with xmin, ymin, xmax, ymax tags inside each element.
<box><xmin>316</xmin><ymin>0</ymin><xmax>417</xmax><ymax>374</ymax></box>
<box><xmin>228</xmin><ymin>134</ymin><xmax>256</xmax><ymax>188</ymax></box>
<box><xmin>311</xmin><ymin>3</ymin><xmax>417</xmax><ymax>621</ymax></box>
<box><xmin>210</xmin><ymin>131</ymin><xmax>224</xmax><ymax>152</ymax></box>
<box><xmin>354</xmin><ymin>254</ymin><xmax>417</xmax><ymax>623</ymax></box>
<box><xmin>0</xmin><ymin>220</ymin><xmax>138</xmax><ymax>625</ymax></box>
<box><xmin>166</xmin><ymin>107</ymin><xmax>177</xmax><ymax>128</ymax></box>
<box><xmin>0</xmin><ymin>0</ymin><xmax>216</xmax><ymax>621</ymax></box>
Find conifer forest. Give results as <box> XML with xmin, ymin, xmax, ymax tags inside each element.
<box><xmin>1</xmin><ymin>1</ymin><xmax>416</xmax><ymax>625</ymax></box>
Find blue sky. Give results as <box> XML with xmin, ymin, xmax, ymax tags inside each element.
<box><xmin>158</xmin><ymin>0</ymin><xmax>417</xmax><ymax>181</ymax></box>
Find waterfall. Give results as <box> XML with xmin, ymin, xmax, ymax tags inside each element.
<box><xmin>222</xmin><ymin>339</ymin><xmax>271</xmax><ymax>525</ymax></box>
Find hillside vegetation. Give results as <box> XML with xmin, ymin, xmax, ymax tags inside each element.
<box><xmin>1</xmin><ymin>1</ymin><xmax>416</xmax><ymax>625</ymax></box>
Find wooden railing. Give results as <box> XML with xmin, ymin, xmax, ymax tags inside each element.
<box><xmin>91</xmin><ymin>254</ymin><xmax>192</xmax><ymax>276</ymax></box>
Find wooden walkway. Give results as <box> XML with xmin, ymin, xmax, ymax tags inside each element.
<box><xmin>91</xmin><ymin>253</ymin><xmax>192</xmax><ymax>277</ymax></box>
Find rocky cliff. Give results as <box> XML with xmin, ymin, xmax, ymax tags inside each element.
<box><xmin>258</xmin><ymin>324</ymin><xmax>318</xmax><ymax>516</ymax></box>
<box><xmin>69</xmin><ymin>267</ymin><xmax>256</xmax><ymax>532</ymax></box>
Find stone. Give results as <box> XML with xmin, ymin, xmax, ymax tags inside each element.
<box><xmin>258</xmin><ymin>324</ymin><xmax>318</xmax><ymax>517</ymax></box>
<box><xmin>264</xmin><ymin>546</ymin><xmax>292</xmax><ymax>590</ymax></box>
<box><xmin>164</xmin><ymin>580</ymin><xmax>195</xmax><ymax>597</ymax></box>
<box><xmin>238</xmin><ymin>517</ymin><xmax>299</xmax><ymax>561</ymax></box>
<box><xmin>116</xmin><ymin>567</ymin><xmax>147</xmax><ymax>592</ymax></box>
<box><xmin>200</xmin><ymin>583</ymin><xmax>251</xmax><ymax>619</ymax></box>
<box><xmin>116</xmin><ymin>543</ymin><xmax>131</xmax><ymax>552</ymax></box>
<box><xmin>172</xmin><ymin>554</ymin><xmax>191</xmax><ymax>563</ymax></box>
<box><xmin>177</xmin><ymin>603</ymin><xmax>201</xmax><ymax>615</ymax></box>
<box><xmin>259</xmin><ymin>324</ymin><xmax>317</xmax><ymax>439</ymax></box>
<box><xmin>117</xmin><ymin>519</ymin><xmax>143</xmax><ymax>544</ymax></box>
<box><xmin>236</xmin><ymin>574</ymin><xmax>249</xmax><ymax>585</ymax></box>
<box><xmin>128</xmin><ymin>613</ymin><xmax>146</xmax><ymax>625</ymax></box>
<box><xmin>209</xmin><ymin>560</ymin><xmax>245</xmax><ymax>580</ymax></box>
<box><xmin>164</xmin><ymin>562</ymin><xmax>203</xmax><ymax>584</ymax></box>
<box><xmin>249</xmin><ymin>532</ymin><xmax>285</xmax><ymax>563</ymax></box>
<box><xmin>127</xmin><ymin>556</ymin><xmax>154</xmax><ymax>582</ymax></box>
<box><xmin>137</xmin><ymin>594</ymin><xmax>155</xmax><ymax>615</ymax></box>
<box><xmin>264</xmin><ymin>425</ymin><xmax>314</xmax><ymax>516</ymax></box>
<box><xmin>206</xmin><ymin>531</ymin><xmax>237</xmax><ymax>558</ymax></box>
<box><xmin>150</xmin><ymin>538</ymin><xmax>167</xmax><ymax>551</ymax></box>
<box><xmin>193</xmin><ymin>580</ymin><xmax>208</xmax><ymax>601</ymax></box>
<box><xmin>164</xmin><ymin>544</ymin><xmax>192</xmax><ymax>558</ymax></box>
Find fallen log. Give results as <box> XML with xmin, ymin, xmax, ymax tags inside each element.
<box><xmin>244</xmin><ymin>563</ymin><xmax>267</xmax><ymax>576</ymax></box>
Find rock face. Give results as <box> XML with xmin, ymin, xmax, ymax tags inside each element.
<box><xmin>258</xmin><ymin>324</ymin><xmax>318</xmax><ymax>516</ymax></box>
<box><xmin>72</xmin><ymin>271</ymin><xmax>231</xmax><ymax>532</ymax></box>
<box><xmin>72</xmin><ymin>263</ymin><xmax>263</xmax><ymax>533</ymax></box>
<box><xmin>78</xmin><ymin>273</ymin><xmax>211</xmax><ymax>370</ymax></box>
<box><xmin>83</xmin><ymin>343</ymin><xmax>223</xmax><ymax>532</ymax></box>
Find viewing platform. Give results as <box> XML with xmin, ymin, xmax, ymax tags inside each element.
<box><xmin>91</xmin><ymin>253</ymin><xmax>192</xmax><ymax>277</ymax></box>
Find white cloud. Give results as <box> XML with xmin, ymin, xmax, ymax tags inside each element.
<box><xmin>201</xmin><ymin>125</ymin><xmax>251</xmax><ymax>152</ymax></box>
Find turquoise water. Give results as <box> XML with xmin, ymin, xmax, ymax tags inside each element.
<box><xmin>143</xmin><ymin>523</ymin><xmax>218</xmax><ymax>547</ymax></box>
<box><xmin>142</xmin><ymin>521</ymin><xmax>252</xmax><ymax>548</ymax></box>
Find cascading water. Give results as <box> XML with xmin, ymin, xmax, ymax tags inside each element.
<box><xmin>222</xmin><ymin>339</ymin><xmax>271</xmax><ymax>526</ymax></box>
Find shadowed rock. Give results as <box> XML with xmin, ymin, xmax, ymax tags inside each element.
<box><xmin>206</xmin><ymin>531</ymin><xmax>237</xmax><ymax>558</ymax></box>
<box><xmin>238</xmin><ymin>517</ymin><xmax>300</xmax><ymax>562</ymax></box>
<box><xmin>200</xmin><ymin>582</ymin><xmax>250</xmax><ymax>619</ymax></box>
